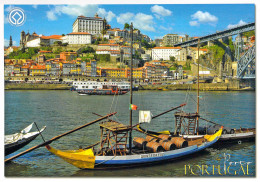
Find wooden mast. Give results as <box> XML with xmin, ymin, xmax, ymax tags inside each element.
<box><xmin>129</xmin><ymin>22</ymin><xmax>133</xmax><ymax>154</ymax></box>
<box><xmin>196</xmin><ymin>38</ymin><xmax>200</xmax><ymax>135</ymax></box>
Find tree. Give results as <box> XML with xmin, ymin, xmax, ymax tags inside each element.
<box><xmin>79</xmin><ymin>46</ymin><xmax>95</xmax><ymax>54</ymax></box>
<box><xmin>62</xmin><ymin>43</ymin><xmax>68</xmax><ymax>46</ymax></box>
<box><xmin>96</xmin><ymin>54</ymin><xmax>110</xmax><ymax>62</ymax></box>
<box><xmin>124</xmin><ymin>23</ymin><xmax>130</xmax><ymax>30</ymax></box>
<box><xmin>40</xmin><ymin>42</ymin><xmax>48</xmax><ymax>47</ymax></box>
<box><xmin>62</xmin><ymin>34</ymin><xmax>65</xmax><ymax>36</ymax></box>
<box><xmin>54</xmin><ymin>41</ymin><xmax>62</xmax><ymax>46</ymax></box>
<box><xmin>170</xmin><ymin>56</ymin><xmax>176</xmax><ymax>62</ymax></box>
<box><xmin>101</xmin><ymin>29</ymin><xmax>107</xmax><ymax>39</ymax></box>
<box><xmin>9</xmin><ymin>36</ymin><xmax>13</xmax><ymax>47</ymax></box>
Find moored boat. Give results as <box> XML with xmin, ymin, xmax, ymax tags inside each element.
<box><xmin>77</xmin><ymin>85</ymin><xmax>128</xmax><ymax>95</ymax></box>
<box><xmin>45</xmin><ymin>123</ymin><xmax>222</xmax><ymax>169</ymax></box>
<box><xmin>5</xmin><ymin>123</ymin><xmax>46</xmax><ymax>156</ymax></box>
<box><xmin>71</xmin><ymin>81</ymin><xmax>131</xmax><ymax>92</ymax></box>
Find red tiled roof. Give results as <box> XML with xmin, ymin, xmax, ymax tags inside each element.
<box><xmin>41</xmin><ymin>35</ymin><xmax>63</xmax><ymax>40</ymax></box>
<box><xmin>30</xmin><ymin>65</ymin><xmax>46</xmax><ymax>70</ymax></box>
<box><xmin>98</xmin><ymin>44</ymin><xmax>119</xmax><ymax>46</ymax></box>
<box><xmin>21</xmin><ymin>65</ymin><xmax>30</xmax><ymax>69</ymax></box>
<box><xmin>200</xmin><ymin>48</ymin><xmax>208</xmax><ymax>52</ymax></box>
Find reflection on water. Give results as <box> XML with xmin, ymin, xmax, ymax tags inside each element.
<box><xmin>5</xmin><ymin>90</ymin><xmax>255</xmax><ymax>177</ymax></box>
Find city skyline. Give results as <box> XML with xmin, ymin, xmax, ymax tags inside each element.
<box><xmin>4</xmin><ymin>4</ymin><xmax>255</xmax><ymax>47</ymax></box>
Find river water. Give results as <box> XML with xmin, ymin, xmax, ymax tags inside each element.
<box><xmin>4</xmin><ymin>90</ymin><xmax>255</xmax><ymax>177</ymax></box>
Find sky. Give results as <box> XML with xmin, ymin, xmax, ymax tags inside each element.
<box><xmin>4</xmin><ymin>4</ymin><xmax>255</xmax><ymax>47</ymax></box>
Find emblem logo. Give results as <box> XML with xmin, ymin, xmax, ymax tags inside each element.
<box><xmin>8</xmin><ymin>7</ymin><xmax>26</xmax><ymax>26</ymax></box>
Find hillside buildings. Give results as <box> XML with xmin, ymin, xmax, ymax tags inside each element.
<box><xmin>162</xmin><ymin>34</ymin><xmax>181</xmax><ymax>46</ymax></box>
<box><xmin>72</xmin><ymin>13</ymin><xmax>105</xmax><ymax>35</ymax></box>
<box><xmin>152</xmin><ymin>47</ymin><xmax>181</xmax><ymax>61</ymax></box>
<box><xmin>25</xmin><ymin>35</ymin><xmax>63</xmax><ymax>47</ymax></box>
<box><xmin>162</xmin><ymin>34</ymin><xmax>190</xmax><ymax>47</ymax></box>
<box><xmin>63</xmin><ymin>32</ymin><xmax>92</xmax><ymax>45</ymax></box>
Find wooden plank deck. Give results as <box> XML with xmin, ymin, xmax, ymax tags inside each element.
<box><xmin>100</xmin><ymin>121</ymin><xmax>130</xmax><ymax>131</ymax></box>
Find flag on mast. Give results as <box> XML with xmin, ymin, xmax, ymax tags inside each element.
<box><xmin>129</xmin><ymin>104</ymin><xmax>138</xmax><ymax>110</ymax></box>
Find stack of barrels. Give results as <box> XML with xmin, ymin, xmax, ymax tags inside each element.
<box><xmin>133</xmin><ymin>134</ymin><xmax>188</xmax><ymax>153</ymax></box>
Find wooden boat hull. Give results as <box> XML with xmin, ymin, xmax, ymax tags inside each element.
<box><xmin>5</xmin><ymin>134</ymin><xmax>40</xmax><ymax>156</ymax></box>
<box><xmin>46</xmin><ymin>128</ymin><xmax>222</xmax><ymax>169</ymax></box>
<box><xmin>137</xmin><ymin>125</ymin><xmax>255</xmax><ymax>145</ymax></box>
<box><xmin>5</xmin><ymin>125</ymin><xmax>46</xmax><ymax>156</ymax></box>
<box><xmin>93</xmin><ymin>140</ymin><xmax>214</xmax><ymax>169</ymax></box>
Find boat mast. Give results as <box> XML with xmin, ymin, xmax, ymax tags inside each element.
<box><xmin>196</xmin><ymin>38</ymin><xmax>200</xmax><ymax>135</ymax></box>
<box><xmin>129</xmin><ymin>22</ymin><xmax>133</xmax><ymax>154</ymax></box>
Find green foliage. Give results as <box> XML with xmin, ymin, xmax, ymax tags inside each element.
<box><xmin>228</xmin><ymin>38</ymin><xmax>235</xmax><ymax>53</ymax></box>
<box><xmin>40</xmin><ymin>42</ymin><xmax>48</xmax><ymax>47</ymax></box>
<box><xmin>53</xmin><ymin>47</ymin><xmax>62</xmax><ymax>54</ymax></box>
<box><xmin>243</xmin><ymin>30</ymin><xmax>255</xmax><ymax>38</ymax></box>
<box><xmin>101</xmin><ymin>29</ymin><xmax>107</xmax><ymax>35</ymax></box>
<box><xmin>170</xmin><ymin>62</ymin><xmax>179</xmax><ymax>70</ymax></box>
<box><xmin>27</xmin><ymin>47</ymin><xmax>39</xmax><ymax>55</ymax></box>
<box><xmin>79</xmin><ymin>46</ymin><xmax>95</xmax><ymax>54</ymax></box>
<box><xmin>170</xmin><ymin>56</ymin><xmax>176</xmax><ymax>62</ymax></box>
<box><xmin>124</xmin><ymin>23</ymin><xmax>130</xmax><ymax>30</ymax></box>
<box><xmin>54</xmin><ymin>41</ymin><xmax>62</xmax><ymax>46</ymax></box>
<box><xmin>45</xmin><ymin>54</ymin><xmax>56</xmax><ymax>59</ymax></box>
<box><xmin>40</xmin><ymin>46</ymin><xmax>52</xmax><ymax>51</ymax></box>
<box><xmin>208</xmin><ymin>43</ymin><xmax>225</xmax><ymax>64</ymax></box>
<box><xmin>62</xmin><ymin>43</ymin><xmax>68</xmax><ymax>46</ymax></box>
<box><xmin>94</xmin><ymin>40</ymin><xmax>99</xmax><ymax>45</ymax></box>
<box><xmin>183</xmin><ymin>62</ymin><xmax>191</xmax><ymax>70</ymax></box>
<box><xmin>79</xmin><ymin>56</ymin><xmax>89</xmax><ymax>62</ymax></box>
<box><xmin>133</xmin><ymin>50</ymin><xmax>141</xmax><ymax>59</ymax></box>
<box><xmin>141</xmin><ymin>39</ymin><xmax>156</xmax><ymax>48</ymax></box>
<box><xmin>96</xmin><ymin>54</ymin><xmax>110</xmax><ymax>62</ymax></box>
<box><xmin>8</xmin><ymin>47</ymin><xmax>39</xmax><ymax>59</ymax></box>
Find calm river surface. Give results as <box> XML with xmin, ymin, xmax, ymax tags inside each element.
<box><xmin>4</xmin><ymin>90</ymin><xmax>255</xmax><ymax>177</ymax></box>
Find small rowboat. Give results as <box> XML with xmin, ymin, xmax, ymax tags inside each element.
<box><xmin>45</xmin><ymin>127</ymin><xmax>222</xmax><ymax>169</ymax></box>
<box><xmin>5</xmin><ymin>123</ymin><xmax>46</xmax><ymax>156</ymax></box>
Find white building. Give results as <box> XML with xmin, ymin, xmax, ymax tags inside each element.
<box><xmin>96</xmin><ymin>44</ymin><xmax>131</xmax><ymax>58</ymax></box>
<box><xmin>152</xmin><ymin>47</ymin><xmax>181</xmax><ymax>61</ymax></box>
<box><xmin>26</xmin><ymin>35</ymin><xmax>63</xmax><ymax>47</ymax></box>
<box><xmin>72</xmin><ymin>13</ymin><xmax>105</xmax><ymax>35</ymax></box>
<box><xmin>64</xmin><ymin>32</ymin><xmax>92</xmax><ymax>45</ymax></box>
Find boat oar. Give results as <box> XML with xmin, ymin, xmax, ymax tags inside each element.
<box><xmin>5</xmin><ymin>112</ymin><xmax>117</xmax><ymax>163</ymax></box>
<box><xmin>200</xmin><ymin>117</ymin><xmax>219</xmax><ymax>125</ymax></box>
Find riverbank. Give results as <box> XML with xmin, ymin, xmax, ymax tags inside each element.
<box><xmin>5</xmin><ymin>82</ymin><xmax>254</xmax><ymax>91</ymax></box>
<box><xmin>139</xmin><ymin>83</ymin><xmax>254</xmax><ymax>91</ymax></box>
<box><xmin>5</xmin><ymin>83</ymin><xmax>71</xmax><ymax>90</ymax></box>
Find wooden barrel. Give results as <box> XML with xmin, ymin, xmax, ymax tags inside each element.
<box><xmin>146</xmin><ymin>135</ymin><xmax>160</xmax><ymax>142</ymax></box>
<box><xmin>146</xmin><ymin>141</ymin><xmax>164</xmax><ymax>153</ymax></box>
<box><xmin>157</xmin><ymin>134</ymin><xmax>171</xmax><ymax>141</ymax></box>
<box><xmin>159</xmin><ymin>140</ymin><xmax>176</xmax><ymax>151</ymax></box>
<box><xmin>171</xmin><ymin>137</ymin><xmax>188</xmax><ymax>148</ymax></box>
<box><xmin>133</xmin><ymin>137</ymin><xmax>148</xmax><ymax>149</ymax></box>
